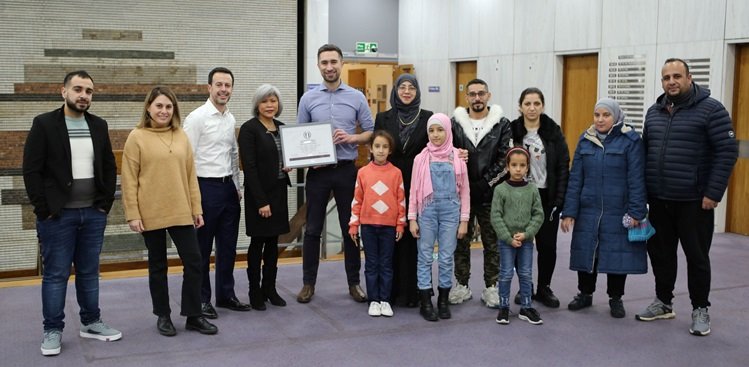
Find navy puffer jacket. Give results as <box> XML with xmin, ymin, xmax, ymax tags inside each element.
<box><xmin>563</xmin><ymin>123</ymin><xmax>648</xmax><ymax>274</ymax></box>
<box><xmin>643</xmin><ymin>83</ymin><xmax>738</xmax><ymax>202</ymax></box>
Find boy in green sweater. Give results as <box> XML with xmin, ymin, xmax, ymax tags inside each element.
<box><xmin>491</xmin><ymin>147</ymin><xmax>544</xmax><ymax>325</ymax></box>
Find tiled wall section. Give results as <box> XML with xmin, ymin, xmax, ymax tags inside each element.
<box><xmin>0</xmin><ymin>0</ymin><xmax>298</xmax><ymax>272</ymax></box>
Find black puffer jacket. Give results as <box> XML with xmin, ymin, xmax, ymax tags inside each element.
<box><xmin>451</xmin><ymin>105</ymin><xmax>512</xmax><ymax>207</ymax></box>
<box><xmin>510</xmin><ymin>113</ymin><xmax>570</xmax><ymax>209</ymax></box>
<box><xmin>643</xmin><ymin>83</ymin><xmax>738</xmax><ymax>202</ymax></box>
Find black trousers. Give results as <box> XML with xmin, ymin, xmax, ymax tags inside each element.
<box><xmin>302</xmin><ymin>162</ymin><xmax>361</xmax><ymax>286</ymax></box>
<box><xmin>577</xmin><ymin>255</ymin><xmax>627</xmax><ymax>298</ymax></box>
<box><xmin>647</xmin><ymin>199</ymin><xmax>713</xmax><ymax>308</ymax></box>
<box><xmin>535</xmin><ymin>188</ymin><xmax>560</xmax><ymax>289</ymax></box>
<box><xmin>577</xmin><ymin>271</ymin><xmax>627</xmax><ymax>299</ymax></box>
<box><xmin>390</xmin><ymin>228</ymin><xmax>418</xmax><ymax>305</ymax></box>
<box><xmin>143</xmin><ymin>225</ymin><xmax>202</xmax><ymax>317</ymax></box>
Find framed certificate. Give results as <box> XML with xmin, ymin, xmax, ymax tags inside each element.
<box><xmin>279</xmin><ymin>122</ymin><xmax>337</xmax><ymax>169</ymax></box>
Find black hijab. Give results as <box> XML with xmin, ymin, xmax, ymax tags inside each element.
<box><xmin>390</xmin><ymin>73</ymin><xmax>422</xmax><ymax>142</ymax></box>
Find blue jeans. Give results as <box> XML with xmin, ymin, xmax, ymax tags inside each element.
<box><xmin>498</xmin><ymin>240</ymin><xmax>534</xmax><ymax>309</ymax></box>
<box><xmin>416</xmin><ymin>198</ymin><xmax>460</xmax><ymax>290</ymax></box>
<box><xmin>37</xmin><ymin>207</ymin><xmax>107</xmax><ymax>331</ymax></box>
<box><xmin>360</xmin><ymin>225</ymin><xmax>395</xmax><ymax>302</ymax></box>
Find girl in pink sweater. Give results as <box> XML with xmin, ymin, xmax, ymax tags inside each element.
<box><xmin>408</xmin><ymin>113</ymin><xmax>470</xmax><ymax>321</ymax></box>
<box><xmin>349</xmin><ymin>130</ymin><xmax>406</xmax><ymax>317</ymax></box>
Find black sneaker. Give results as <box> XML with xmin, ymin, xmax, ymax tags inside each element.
<box><xmin>496</xmin><ymin>308</ymin><xmax>510</xmax><ymax>324</ymax></box>
<box><xmin>519</xmin><ymin>308</ymin><xmax>543</xmax><ymax>325</ymax></box>
<box><xmin>568</xmin><ymin>293</ymin><xmax>593</xmax><ymax>311</ymax></box>
<box><xmin>609</xmin><ymin>298</ymin><xmax>626</xmax><ymax>318</ymax></box>
<box><xmin>533</xmin><ymin>286</ymin><xmax>561</xmax><ymax>308</ymax></box>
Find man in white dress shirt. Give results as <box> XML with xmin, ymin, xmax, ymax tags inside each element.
<box><xmin>184</xmin><ymin>67</ymin><xmax>250</xmax><ymax>318</ymax></box>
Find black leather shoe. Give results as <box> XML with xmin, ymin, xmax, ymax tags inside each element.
<box><xmin>216</xmin><ymin>296</ymin><xmax>251</xmax><ymax>312</ymax></box>
<box><xmin>185</xmin><ymin>316</ymin><xmax>218</xmax><ymax>335</ymax></box>
<box><xmin>349</xmin><ymin>285</ymin><xmax>367</xmax><ymax>303</ymax></box>
<box><xmin>568</xmin><ymin>293</ymin><xmax>593</xmax><ymax>311</ymax></box>
<box><xmin>201</xmin><ymin>302</ymin><xmax>218</xmax><ymax>319</ymax></box>
<box><xmin>533</xmin><ymin>286</ymin><xmax>561</xmax><ymax>308</ymax></box>
<box><xmin>157</xmin><ymin>315</ymin><xmax>176</xmax><ymax>337</ymax></box>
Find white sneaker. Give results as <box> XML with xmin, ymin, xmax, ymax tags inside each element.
<box><xmin>368</xmin><ymin>301</ymin><xmax>382</xmax><ymax>317</ymax></box>
<box><xmin>481</xmin><ymin>286</ymin><xmax>500</xmax><ymax>309</ymax></box>
<box><xmin>448</xmin><ymin>284</ymin><xmax>472</xmax><ymax>304</ymax></box>
<box><xmin>380</xmin><ymin>301</ymin><xmax>394</xmax><ymax>317</ymax></box>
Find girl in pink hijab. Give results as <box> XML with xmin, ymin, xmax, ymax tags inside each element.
<box><xmin>408</xmin><ymin>113</ymin><xmax>470</xmax><ymax>322</ymax></box>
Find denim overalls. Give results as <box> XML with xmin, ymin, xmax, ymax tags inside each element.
<box><xmin>416</xmin><ymin>161</ymin><xmax>460</xmax><ymax>290</ymax></box>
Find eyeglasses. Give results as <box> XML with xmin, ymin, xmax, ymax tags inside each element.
<box><xmin>467</xmin><ymin>91</ymin><xmax>488</xmax><ymax>98</ymax></box>
<box><xmin>398</xmin><ymin>85</ymin><xmax>417</xmax><ymax>92</ymax></box>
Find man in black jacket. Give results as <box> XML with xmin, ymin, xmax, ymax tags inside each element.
<box><xmin>636</xmin><ymin>59</ymin><xmax>737</xmax><ymax>337</ymax></box>
<box><xmin>23</xmin><ymin>71</ymin><xmax>121</xmax><ymax>356</ymax></box>
<box><xmin>449</xmin><ymin>79</ymin><xmax>511</xmax><ymax>308</ymax></box>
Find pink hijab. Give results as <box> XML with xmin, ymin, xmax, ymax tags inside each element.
<box><xmin>410</xmin><ymin>113</ymin><xmax>467</xmax><ymax>215</ymax></box>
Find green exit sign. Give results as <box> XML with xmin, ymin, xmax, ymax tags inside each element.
<box><xmin>355</xmin><ymin>42</ymin><xmax>378</xmax><ymax>55</ymax></box>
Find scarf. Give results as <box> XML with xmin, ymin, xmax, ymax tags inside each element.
<box><xmin>410</xmin><ymin>113</ymin><xmax>467</xmax><ymax>215</ymax></box>
<box><xmin>390</xmin><ymin>73</ymin><xmax>422</xmax><ymax>142</ymax></box>
<box><xmin>594</xmin><ymin>97</ymin><xmax>626</xmax><ymax>139</ymax></box>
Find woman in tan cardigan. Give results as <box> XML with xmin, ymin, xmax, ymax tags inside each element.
<box><xmin>121</xmin><ymin>86</ymin><xmax>217</xmax><ymax>337</ymax></box>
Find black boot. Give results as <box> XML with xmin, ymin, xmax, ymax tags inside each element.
<box><xmin>437</xmin><ymin>287</ymin><xmax>451</xmax><ymax>319</ymax></box>
<box><xmin>248</xmin><ymin>266</ymin><xmax>266</xmax><ymax>311</ymax></box>
<box><xmin>262</xmin><ymin>265</ymin><xmax>286</xmax><ymax>307</ymax></box>
<box><xmin>419</xmin><ymin>289</ymin><xmax>438</xmax><ymax>321</ymax></box>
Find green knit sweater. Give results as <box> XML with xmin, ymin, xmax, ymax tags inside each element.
<box><xmin>490</xmin><ymin>181</ymin><xmax>544</xmax><ymax>244</ymax></box>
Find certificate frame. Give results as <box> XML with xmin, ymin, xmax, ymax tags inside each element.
<box><xmin>279</xmin><ymin>122</ymin><xmax>338</xmax><ymax>169</ymax></box>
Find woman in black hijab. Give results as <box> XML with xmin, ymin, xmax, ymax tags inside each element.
<box><xmin>374</xmin><ymin>74</ymin><xmax>433</xmax><ymax>307</ymax></box>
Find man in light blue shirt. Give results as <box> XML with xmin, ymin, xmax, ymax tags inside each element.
<box><xmin>296</xmin><ymin>44</ymin><xmax>373</xmax><ymax>303</ymax></box>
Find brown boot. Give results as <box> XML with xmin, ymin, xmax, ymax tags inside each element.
<box><xmin>297</xmin><ymin>284</ymin><xmax>315</xmax><ymax>303</ymax></box>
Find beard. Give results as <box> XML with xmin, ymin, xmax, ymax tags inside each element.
<box><xmin>470</xmin><ymin>102</ymin><xmax>485</xmax><ymax>113</ymax></box>
<box><xmin>323</xmin><ymin>71</ymin><xmax>340</xmax><ymax>83</ymax></box>
<box><xmin>66</xmin><ymin>98</ymin><xmax>90</xmax><ymax>113</ymax></box>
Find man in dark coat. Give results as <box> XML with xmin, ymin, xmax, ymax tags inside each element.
<box><xmin>636</xmin><ymin>58</ymin><xmax>738</xmax><ymax>337</ymax></box>
<box><xmin>24</xmin><ymin>70</ymin><xmax>121</xmax><ymax>356</ymax></box>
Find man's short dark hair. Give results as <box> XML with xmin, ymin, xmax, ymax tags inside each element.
<box><xmin>466</xmin><ymin>78</ymin><xmax>488</xmax><ymax>90</ymax></box>
<box><xmin>63</xmin><ymin>70</ymin><xmax>93</xmax><ymax>86</ymax></box>
<box><xmin>317</xmin><ymin>44</ymin><xmax>343</xmax><ymax>60</ymax></box>
<box><xmin>664</xmin><ymin>58</ymin><xmax>690</xmax><ymax>74</ymax></box>
<box><xmin>208</xmin><ymin>67</ymin><xmax>234</xmax><ymax>84</ymax></box>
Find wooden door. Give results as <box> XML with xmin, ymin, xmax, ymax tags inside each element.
<box><xmin>727</xmin><ymin>44</ymin><xmax>749</xmax><ymax>235</ymax></box>
<box><xmin>455</xmin><ymin>61</ymin><xmax>477</xmax><ymax>109</ymax></box>
<box><xmin>562</xmin><ymin>54</ymin><xmax>599</xmax><ymax>159</ymax></box>
<box><xmin>348</xmin><ymin>68</ymin><xmax>367</xmax><ymax>95</ymax></box>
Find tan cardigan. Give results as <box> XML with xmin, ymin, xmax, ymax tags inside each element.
<box><xmin>121</xmin><ymin>126</ymin><xmax>202</xmax><ymax>231</ymax></box>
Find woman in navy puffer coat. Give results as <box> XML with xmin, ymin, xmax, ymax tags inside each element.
<box><xmin>561</xmin><ymin>98</ymin><xmax>647</xmax><ymax>318</ymax></box>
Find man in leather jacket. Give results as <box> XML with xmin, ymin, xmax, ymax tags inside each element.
<box><xmin>449</xmin><ymin>79</ymin><xmax>511</xmax><ymax>308</ymax></box>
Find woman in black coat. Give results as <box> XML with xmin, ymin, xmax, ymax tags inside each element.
<box><xmin>238</xmin><ymin>84</ymin><xmax>291</xmax><ymax>310</ymax></box>
<box><xmin>374</xmin><ymin>73</ymin><xmax>432</xmax><ymax>307</ymax></box>
<box><xmin>509</xmin><ymin>87</ymin><xmax>570</xmax><ymax>308</ymax></box>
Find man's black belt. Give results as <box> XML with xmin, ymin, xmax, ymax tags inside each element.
<box><xmin>198</xmin><ymin>175</ymin><xmax>233</xmax><ymax>183</ymax></box>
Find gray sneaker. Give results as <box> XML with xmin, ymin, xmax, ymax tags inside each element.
<box><xmin>690</xmin><ymin>307</ymin><xmax>711</xmax><ymax>336</ymax></box>
<box><xmin>80</xmin><ymin>320</ymin><xmax>122</xmax><ymax>341</ymax></box>
<box><xmin>448</xmin><ymin>284</ymin><xmax>472</xmax><ymax>304</ymax></box>
<box><xmin>635</xmin><ymin>298</ymin><xmax>675</xmax><ymax>321</ymax></box>
<box><xmin>41</xmin><ymin>330</ymin><xmax>62</xmax><ymax>356</ymax></box>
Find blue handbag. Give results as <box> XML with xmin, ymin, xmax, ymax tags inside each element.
<box><xmin>628</xmin><ymin>218</ymin><xmax>656</xmax><ymax>242</ymax></box>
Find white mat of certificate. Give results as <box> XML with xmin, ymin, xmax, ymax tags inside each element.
<box><xmin>279</xmin><ymin>122</ymin><xmax>337</xmax><ymax>168</ymax></box>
